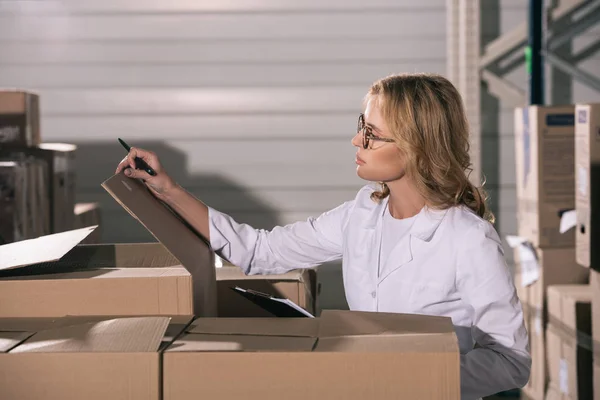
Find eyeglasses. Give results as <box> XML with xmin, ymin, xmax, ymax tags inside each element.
<box><xmin>357</xmin><ymin>113</ymin><xmax>395</xmax><ymax>149</ymax></box>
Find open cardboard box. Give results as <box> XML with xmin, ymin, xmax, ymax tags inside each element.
<box><xmin>0</xmin><ymin>314</ymin><xmax>193</xmax><ymax>400</ymax></box>
<box><xmin>0</xmin><ymin>173</ymin><xmax>218</xmax><ymax>318</ymax></box>
<box><xmin>216</xmin><ymin>264</ymin><xmax>318</xmax><ymax>317</ymax></box>
<box><xmin>163</xmin><ymin>310</ymin><xmax>461</xmax><ymax>400</ymax></box>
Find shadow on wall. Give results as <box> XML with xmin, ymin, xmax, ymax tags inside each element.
<box><xmin>70</xmin><ymin>140</ymin><xmax>349</xmax><ymax>310</ymax></box>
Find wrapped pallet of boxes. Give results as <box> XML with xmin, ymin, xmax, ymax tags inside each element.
<box><xmin>74</xmin><ymin>202</ymin><xmax>102</xmax><ymax>244</ymax></box>
<box><xmin>216</xmin><ymin>258</ymin><xmax>318</xmax><ymax>317</ymax></box>
<box><xmin>0</xmin><ymin>315</ymin><xmax>193</xmax><ymax>400</ymax></box>
<box><xmin>0</xmin><ymin>158</ymin><xmax>50</xmax><ymax>244</ymax></box>
<box><xmin>0</xmin><ymin>143</ymin><xmax>76</xmax><ymax>234</ymax></box>
<box><xmin>545</xmin><ymin>285</ymin><xmax>593</xmax><ymax>400</ymax></box>
<box><xmin>163</xmin><ymin>310</ymin><xmax>461</xmax><ymax>400</ymax></box>
<box><xmin>0</xmin><ymin>90</ymin><xmax>40</xmax><ymax>147</ymax></box>
<box><xmin>512</xmin><ymin>105</ymin><xmax>590</xmax><ymax>400</ymax></box>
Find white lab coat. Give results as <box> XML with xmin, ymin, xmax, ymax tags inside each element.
<box><xmin>208</xmin><ymin>184</ymin><xmax>531</xmax><ymax>400</ymax></box>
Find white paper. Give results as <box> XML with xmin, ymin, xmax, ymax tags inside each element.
<box><xmin>559</xmin><ymin>210</ymin><xmax>577</xmax><ymax>233</ymax></box>
<box><xmin>505</xmin><ymin>235</ymin><xmax>528</xmax><ymax>248</ymax></box>
<box><xmin>214</xmin><ymin>255</ymin><xmax>223</xmax><ymax>268</ymax></box>
<box><xmin>534</xmin><ymin>310</ymin><xmax>542</xmax><ymax>335</ymax></box>
<box><xmin>578</xmin><ymin>165</ymin><xmax>588</xmax><ymax>197</ymax></box>
<box><xmin>271</xmin><ymin>298</ymin><xmax>315</xmax><ymax>318</ymax></box>
<box><xmin>559</xmin><ymin>358</ymin><xmax>569</xmax><ymax>394</ymax></box>
<box><xmin>517</xmin><ymin>245</ymin><xmax>540</xmax><ymax>287</ymax></box>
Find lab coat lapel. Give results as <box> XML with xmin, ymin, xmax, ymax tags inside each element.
<box><xmin>377</xmin><ymin>207</ymin><xmax>448</xmax><ymax>284</ymax></box>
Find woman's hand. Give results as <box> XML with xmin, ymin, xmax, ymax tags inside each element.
<box><xmin>115</xmin><ymin>147</ymin><xmax>178</xmax><ymax>201</ymax></box>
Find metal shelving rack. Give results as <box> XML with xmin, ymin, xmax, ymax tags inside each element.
<box><xmin>447</xmin><ymin>0</ymin><xmax>600</xmax><ymax>182</ymax></box>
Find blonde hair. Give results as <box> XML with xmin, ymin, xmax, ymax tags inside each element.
<box><xmin>366</xmin><ymin>73</ymin><xmax>494</xmax><ymax>224</ymax></box>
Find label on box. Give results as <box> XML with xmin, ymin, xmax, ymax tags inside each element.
<box><xmin>559</xmin><ymin>358</ymin><xmax>568</xmax><ymax>394</ymax></box>
<box><xmin>578</xmin><ymin>165</ymin><xmax>588</xmax><ymax>197</ymax></box>
<box><xmin>534</xmin><ymin>310</ymin><xmax>542</xmax><ymax>335</ymax></box>
<box><xmin>517</xmin><ymin>245</ymin><xmax>540</xmax><ymax>287</ymax></box>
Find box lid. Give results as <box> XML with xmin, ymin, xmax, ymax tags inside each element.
<box><xmin>188</xmin><ymin>317</ymin><xmax>319</xmax><ymax>337</ymax></box>
<box><xmin>102</xmin><ymin>174</ymin><xmax>217</xmax><ymax>317</ymax></box>
<box><xmin>0</xmin><ymin>226</ymin><xmax>97</xmax><ymax>272</ymax></box>
<box><xmin>10</xmin><ymin>316</ymin><xmax>171</xmax><ymax>353</ymax></box>
<box><xmin>216</xmin><ymin>265</ymin><xmax>308</xmax><ymax>283</ymax></box>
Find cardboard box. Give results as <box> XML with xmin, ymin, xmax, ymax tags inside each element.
<box><xmin>74</xmin><ymin>202</ymin><xmax>102</xmax><ymax>244</ymax></box>
<box><xmin>0</xmin><ymin>227</ymin><xmax>197</xmax><ymax>317</ymax></box>
<box><xmin>513</xmin><ymin>246</ymin><xmax>589</xmax><ymax>400</ymax></box>
<box><xmin>513</xmin><ymin>246</ymin><xmax>588</xmax><ymax>316</ymax></box>
<box><xmin>0</xmin><ymin>143</ymin><xmax>76</xmax><ymax>234</ymax></box>
<box><xmin>591</xmin><ymin>270</ymin><xmax>600</xmax><ymax>400</ymax></box>
<box><xmin>0</xmin><ymin>315</ymin><xmax>192</xmax><ymax>400</ymax></box>
<box><xmin>575</xmin><ymin>103</ymin><xmax>600</xmax><ymax>269</ymax></box>
<box><xmin>0</xmin><ymin>90</ymin><xmax>40</xmax><ymax>147</ymax></box>
<box><xmin>514</xmin><ymin>105</ymin><xmax>576</xmax><ymax>248</ymax></box>
<box><xmin>102</xmin><ymin>173</ymin><xmax>217</xmax><ymax>317</ymax></box>
<box><xmin>522</xmin><ymin>306</ymin><xmax>545</xmax><ymax>400</ymax></box>
<box><xmin>216</xmin><ymin>264</ymin><xmax>318</xmax><ymax>317</ymax></box>
<box><xmin>163</xmin><ymin>310</ymin><xmax>460</xmax><ymax>400</ymax></box>
<box><xmin>546</xmin><ymin>285</ymin><xmax>593</xmax><ymax>400</ymax></box>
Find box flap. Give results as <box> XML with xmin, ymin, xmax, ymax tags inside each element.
<box><xmin>0</xmin><ymin>226</ymin><xmax>97</xmax><ymax>272</ymax></box>
<box><xmin>10</xmin><ymin>316</ymin><xmax>170</xmax><ymax>353</ymax></box>
<box><xmin>187</xmin><ymin>317</ymin><xmax>319</xmax><ymax>337</ymax></box>
<box><xmin>167</xmin><ymin>333</ymin><xmax>316</xmax><ymax>352</ymax></box>
<box><xmin>49</xmin><ymin>314</ymin><xmax>193</xmax><ymax>349</ymax></box>
<box><xmin>0</xmin><ymin>266</ymin><xmax>189</xmax><ymax>281</ymax></box>
<box><xmin>315</xmin><ymin>333</ymin><xmax>458</xmax><ymax>353</ymax></box>
<box><xmin>57</xmin><ymin>242</ymin><xmax>180</xmax><ymax>269</ymax></box>
<box><xmin>217</xmin><ymin>265</ymin><xmax>307</xmax><ymax>282</ymax></box>
<box><xmin>0</xmin><ymin>318</ymin><xmax>58</xmax><ymax>332</ymax></box>
<box><xmin>318</xmin><ymin>310</ymin><xmax>455</xmax><ymax>338</ymax></box>
<box><xmin>102</xmin><ymin>174</ymin><xmax>217</xmax><ymax>317</ymax></box>
<box><xmin>0</xmin><ymin>332</ymin><xmax>34</xmax><ymax>352</ymax></box>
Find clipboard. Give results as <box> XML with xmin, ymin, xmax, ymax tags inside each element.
<box><xmin>230</xmin><ymin>286</ymin><xmax>314</xmax><ymax>318</ymax></box>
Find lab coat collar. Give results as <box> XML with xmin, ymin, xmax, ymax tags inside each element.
<box><xmin>367</xmin><ymin>196</ymin><xmax>448</xmax><ymax>242</ymax></box>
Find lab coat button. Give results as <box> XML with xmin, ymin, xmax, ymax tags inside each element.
<box><xmin>371</xmin><ymin>291</ymin><xmax>376</xmax><ymax>298</ymax></box>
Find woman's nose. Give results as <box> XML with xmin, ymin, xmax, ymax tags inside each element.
<box><xmin>351</xmin><ymin>132</ymin><xmax>362</xmax><ymax>147</ymax></box>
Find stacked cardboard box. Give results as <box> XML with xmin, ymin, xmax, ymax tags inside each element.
<box><xmin>545</xmin><ymin>285</ymin><xmax>593</xmax><ymax>399</ymax></box>
<box><xmin>0</xmin><ymin>311</ymin><xmax>461</xmax><ymax>399</ymax></box>
<box><xmin>574</xmin><ymin>103</ymin><xmax>600</xmax><ymax>400</ymax></box>
<box><xmin>0</xmin><ymin>90</ymin><xmax>87</xmax><ymax>242</ymax></box>
<box><xmin>513</xmin><ymin>105</ymin><xmax>590</xmax><ymax>400</ymax></box>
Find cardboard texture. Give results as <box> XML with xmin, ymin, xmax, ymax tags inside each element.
<box><xmin>74</xmin><ymin>202</ymin><xmax>103</xmax><ymax>244</ymax></box>
<box><xmin>102</xmin><ymin>174</ymin><xmax>217</xmax><ymax>317</ymax></box>
<box><xmin>514</xmin><ymin>105</ymin><xmax>576</xmax><ymax>248</ymax></box>
<box><xmin>545</xmin><ymin>285</ymin><xmax>593</xmax><ymax>400</ymax></box>
<box><xmin>0</xmin><ymin>229</ymin><xmax>194</xmax><ymax>317</ymax></box>
<box><xmin>216</xmin><ymin>264</ymin><xmax>318</xmax><ymax>317</ymax></box>
<box><xmin>575</xmin><ymin>103</ymin><xmax>600</xmax><ymax>270</ymax></box>
<box><xmin>0</xmin><ymin>315</ymin><xmax>192</xmax><ymax>400</ymax></box>
<box><xmin>163</xmin><ymin>310</ymin><xmax>460</xmax><ymax>400</ymax></box>
<box><xmin>0</xmin><ymin>90</ymin><xmax>40</xmax><ymax>147</ymax></box>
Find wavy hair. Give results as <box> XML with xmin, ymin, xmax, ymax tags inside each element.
<box><xmin>366</xmin><ymin>73</ymin><xmax>494</xmax><ymax>223</ymax></box>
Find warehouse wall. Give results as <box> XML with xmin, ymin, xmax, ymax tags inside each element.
<box><xmin>0</xmin><ymin>1</ymin><xmax>598</xmax><ymax>309</ymax></box>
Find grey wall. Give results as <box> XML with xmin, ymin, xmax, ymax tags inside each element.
<box><xmin>0</xmin><ymin>0</ymin><xmax>598</xmax><ymax>309</ymax></box>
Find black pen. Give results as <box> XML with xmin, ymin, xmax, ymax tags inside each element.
<box><xmin>118</xmin><ymin>138</ymin><xmax>157</xmax><ymax>176</ymax></box>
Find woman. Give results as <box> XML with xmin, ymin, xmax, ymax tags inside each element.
<box><xmin>116</xmin><ymin>73</ymin><xmax>530</xmax><ymax>399</ymax></box>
